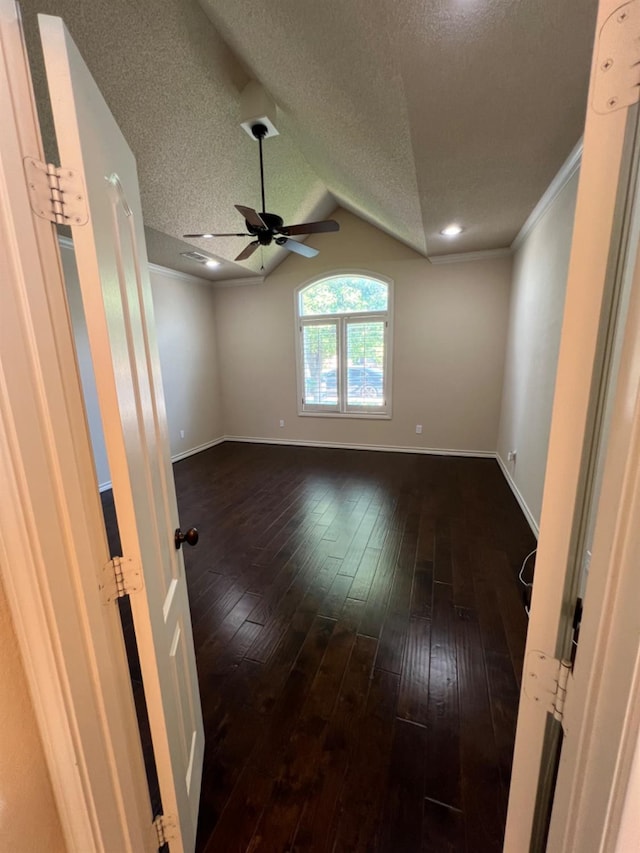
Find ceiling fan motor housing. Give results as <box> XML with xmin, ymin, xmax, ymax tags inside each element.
<box><xmin>246</xmin><ymin>211</ymin><xmax>284</xmax><ymax>245</ymax></box>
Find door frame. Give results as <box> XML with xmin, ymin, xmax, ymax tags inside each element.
<box><xmin>3</xmin><ymin>0</ymin><xmax>639</xmax><ymax>851</ymax></box>
<box><xmin>545</xmin><ymin>82</ymin><xmax>640</xmax><ymax>848</ymax></box>
<box><xmin>0</xmin><ymin>2</ymin><xmax>154</xmax><ymax>849</ymax></box>
<box><xmin>505</xmin><ymin>0</ymin><xmax>640</xmax><ymax>848</ymax></box>
<box><xmin>548</xmin><ymin>214</ymin><xmax>640</xmax><ymax>847</ymax></box>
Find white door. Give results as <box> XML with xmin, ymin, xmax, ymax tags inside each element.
<box><xmin>1</xmin><ymin>2</ymin><xmax>154</xmax><ymax>848</ymax></box>
<box><xmin>38</xmin><ymin>14</ymin><xmax>204</xmax><ymax>852</ymax></box>
<box><xmin>505</xmin><ymin>0</ymin><xmax>640</xmax><ymax>849</ymax></box>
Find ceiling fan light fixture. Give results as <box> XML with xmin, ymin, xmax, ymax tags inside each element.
<box><xmin>205</xmin><ymin>259</ymin><xmax>220</xmax><ymax>268</ymax></box>
<box><xmin>440</xmin><ymin>223</ymin><xmax>464</xmax><ymax>237</ymax></box>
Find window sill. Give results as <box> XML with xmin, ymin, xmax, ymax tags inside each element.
<box><xmin>298</xmin><ymin>410</ymin><xmax>392</xmax><ymax>420</ymax></box>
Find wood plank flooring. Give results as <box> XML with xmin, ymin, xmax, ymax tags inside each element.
<box><xmin>109</xmin><ymin>442</ymin><xmax>536</xmax><ymax>852</ymax></box>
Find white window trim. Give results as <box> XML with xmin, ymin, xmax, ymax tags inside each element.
<box><xmin>294</xmin><ymin>270</ymin><xmax>394</xmax><ymax>419</ymax></box>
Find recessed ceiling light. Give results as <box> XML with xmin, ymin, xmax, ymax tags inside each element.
<box><xmin>205</xmin><ymin>259</ymin><xmax>220</xmax><ymax>268</ymax></box>
<box><xmin>440</xmin><ymin>223</ymin><xmax>463</xmax><ymax>237</ymax></box>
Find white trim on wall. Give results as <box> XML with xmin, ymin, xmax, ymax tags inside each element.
<box><xmin>511</xmin><ymin>139</ymin><xmax>583</xmax><ymax>252</ymax></box>
<box><xmin>170</xmin><ymin>436</ymin><xmax>226</xmax><ymax>462</ymax></box>
<box><xmin>98</xmin><ymin>436</ymin><xmax>226</xmax><ymax>490</ymax></box>
<box><xmin>151</xmin><ymin>263</ymin><xmax>264</xmax><ymax>289</ymax></box>
<box><xmin>212</xmin><ymin>275</ymin><xmax>265</xmax><ymax>288</ymax></box>
<box><xmin>58</xmin><ymin>234</ymin><xmax>245</xmax><ymax>287</ymax></box>
<box><xmin>148</xmin><ymin>261</ymin><xmax>213</xmax><ymax>286</ymax></box>
<box><xmin>223</xmin><ymin>434</ymin><xmax>496</xmax><ymax>458</ymax></box>
<box><xmin>102</xmin><ymin>438</ymin><xmax>540</xmax><ymax>545</ymax></box>
<box><xmin>428</xmin><ymin>247</ymin><xmax>512</xmax><ymax>265</ymax></box>
<box><xmin>496</xmin><ymin>453</ymin><xmax>540</xmax><ymax>538</ymax></box>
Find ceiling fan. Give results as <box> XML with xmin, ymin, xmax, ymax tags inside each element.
<box><xmin>184</xmin><ymin>123</ymin><xmax>339</xmax><ymax>262</ymax></box>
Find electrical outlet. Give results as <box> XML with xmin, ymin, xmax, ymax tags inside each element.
<box><xmin>415</xmin><ymin>424</ymin><xmax>423</xmax><ymax>435</ymax></box>
<box><xmin>279</xmin><ymin>419</ymin><xmax>285</xmax><ymax>428</ymax></box>
<box><xmin>508</xmin><ymin>450</ymin><xmax>517</xmax><ymax>463</ymax></box>
<box><xmin>180</xmin><ymin>429</ymin><xmax>185</xmax><ymax>439</ymax></box>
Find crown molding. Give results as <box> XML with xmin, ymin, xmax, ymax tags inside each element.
<box><xmin>428</xmin><ymin>247</ymin><xmax>512</xmax><ymax>265</ymax></box>
<box><xmin>511</xmin><ymin>138</ymin><xmax>583</xmax><ymax>252</ymax></box>
<box><xmin>57</xmin><ymin>235</ymin><xmax>231</xmax><ymax>286</ymax></box>
<box><xmin>148</xmin><ymin>261</ymin><xmax>213</xmax><ymax>285</ymax></box>
<box><xmin>212</xmin><ymin>275</ymin><xmax>265</xmax><ymax>288</ymax></box>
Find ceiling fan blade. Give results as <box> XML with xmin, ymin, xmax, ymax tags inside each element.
<box><xmin>235</xmin><ymin>240</ymin><xmax>260</xmax><ymax>262</ymax></box>
<box><xmin>279</xmin><ymin>219</ymin><xmax>340</xmax><ymax>236</ymax></box>
<box><xmin>280</xmin><ymin>238</ymin><xmax>319</xmax><ymax>259</ymax></box>
<box><xmin>183</xmin><ymin>232</ymin><xmax>249</xmax><ymax>238</ymax></box>
<box><xmin>235</xmin><ymin>205</ymin><xmax>267</xmax><ymax>229</ymax></box>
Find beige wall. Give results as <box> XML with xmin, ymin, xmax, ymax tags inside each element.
<box><xmin>214</xmin><ymin>209</ymin><xmax>512</xmax><ymax>453</ymax></box>
<box><xmin>497</xmin><ymin>170</ymin><xmax>580</xmax><ymax>531</ymax></box>
<box><xmin>150</xmin><ymin>265</ymin><xmax>224</xmax><ymax>457</ymax></box>
<box><xmin>0</xmin><ymin>575</ymin><xmax>65</xmax><ymax>852</ymax></box>
<box><xmin>60</xmin><ymin>241</ymin><xmax>223</xmax><ymax>486</ymax></box>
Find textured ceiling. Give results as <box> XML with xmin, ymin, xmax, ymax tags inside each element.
<box><xmin>18</xmin><ymin>0</ymin><xmax>598</xmax><ymax>282</ymax></box>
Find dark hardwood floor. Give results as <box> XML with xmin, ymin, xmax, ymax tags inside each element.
<box><xmin>107</xmin><ymin>442</ymin><xmax>535</xmax><ymax>852</ymax></box>
<box><xmin>177</xmin><ymin>443</ymin><xmax>534</xmax><ymax>853</ymax></box>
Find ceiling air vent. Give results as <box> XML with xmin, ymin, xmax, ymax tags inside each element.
<box><xmin>180</xmin><ymin>250</ymin><xmax>211</xmax><ymax>263</ymax></box>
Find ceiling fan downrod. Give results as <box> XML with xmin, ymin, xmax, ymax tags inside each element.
<box><xmin>251</xmin><ymin>122</ymin><xmax>268</xmax><ymax>215</ymax></box>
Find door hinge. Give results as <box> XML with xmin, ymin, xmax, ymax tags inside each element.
<box><xmin>24</xmin><ymin>157</ymin><xmax>89</xmax><ymax>226</ymax></box>
<box><xmin>524</xmin><ymin>650</ymin><xmax>572</xmax><ymax>730</ymax></box>
<box><xmin>99</xmin><ymin>555</ymin><xmax>143</xmax><ymax>604</ymax></box>
<box><xmin>593</xmin><ymin>0</ymin><xmax>640</xmax><ymax>114</ymax></box>
<box><xmin>153</xmin><ymin>813</ymin><xmax>177</xmax><ymax>847</ymax></box>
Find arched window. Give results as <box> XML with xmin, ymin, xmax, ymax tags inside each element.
<box><xmin>296</xmin><ymin>273</ymin><xmax>392</xmax><ymax>416</ymax></box>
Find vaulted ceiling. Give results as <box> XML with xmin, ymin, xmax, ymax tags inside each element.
<box><xmin>19</xmin><ymin>0</ymin><xmax>598</xmax><ymax>282</ymax></box>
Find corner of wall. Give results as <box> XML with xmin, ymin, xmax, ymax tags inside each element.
<box><xmin>497</xmin><ymin>141</ymin><xmax>582</xmax><ymax>542</ymax></box>
<box><xmin>495</xmin><ymin>452</ymin><xmax>539</xmax><ymax>538</ymax></box>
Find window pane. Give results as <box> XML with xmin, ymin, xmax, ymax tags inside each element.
<box><xmin>300</xmin><ymin>276</ymin><xmax>388</xmax><ymax>316</ymax></box>
<box><xmin>303</xmin><ymin>323</ymin><xmax>338</xmax><ymax>406</ymax></box>
<box><xmin>346</xmin><ymin>321</ymin><xmax>385</xmax><ymax>407</ymax></box>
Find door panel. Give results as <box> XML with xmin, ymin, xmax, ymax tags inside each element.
<box><xmin>0</xmin><ymin>2</ymin><xmax>156</xmax><ymax>848</ymax></box>
<box><xmin>38</xmin><ymin>14</ymin><xmax>204</xmax><ymax>851</ymax></box>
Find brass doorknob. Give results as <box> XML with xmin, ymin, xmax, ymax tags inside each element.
<box><xmin>174</xmin><ymin>527</ymin><xmax>199</xmax><ymax>550</ymax></box>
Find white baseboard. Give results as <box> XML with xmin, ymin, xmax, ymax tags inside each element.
<box><xmin>222</xmin><ymin>434</ymin><xmax>495</xmax><ymax>458</ymax></box>
<box><xmin>170</xmin><ymin>436</ymin><xmax>225</xmax><ymax>463</ymax></box>
<box><xmin>102</xmin><ymin>439</ymin><xmax>537</xmax><ymax>543</ymax></box>
<box><xmin>98</xmin><ymin>436</ymin><xmax>225</xmax><ymax>492</ymax></box>
<box><xmin>496</xmin><ymin>453</ymin><xmax>539</xmax><ymax>538</ymax></box>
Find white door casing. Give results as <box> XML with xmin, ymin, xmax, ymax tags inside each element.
<box><xmin>547</xmin><ymin>119</ymin><xmax>640</xmax><ymax>849</ymax></box>
<box><xmin>504</xmin><ymin>0</ymin><xmax>640</xmax><ymax>849</ymax></box>
<box><xmin>6</xmin><ymin>0</ymin><xmax>637</xmax><ymax>850</ymax></box>
<box><xmin>38</xmin><ymin>13</ymin><xmax>204</xmax><ymax>852</ymax></box>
